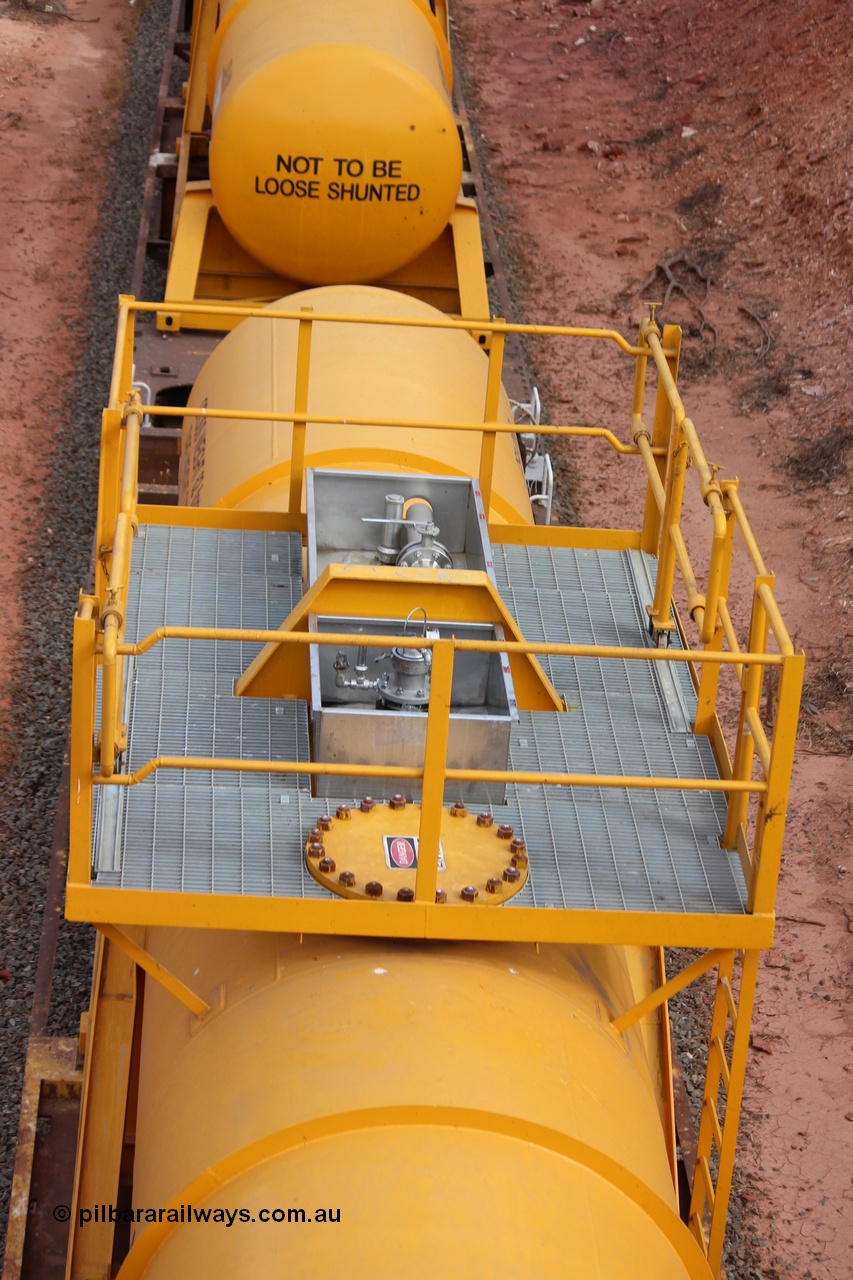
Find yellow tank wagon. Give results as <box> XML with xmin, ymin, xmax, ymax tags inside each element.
<box><xmin>2</xmin><ymin>4</ymin><xmax>803</xmax><ymax>1280</ymax></box>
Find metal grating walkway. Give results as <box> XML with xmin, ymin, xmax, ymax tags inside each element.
<box><xmin>92</xmin><ymin>526</ymin><xmax>746</xmax><ymax>914</ymax></box>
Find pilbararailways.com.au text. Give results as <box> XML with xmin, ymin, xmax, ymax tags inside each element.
<box><xmin>67</xmin><ymin>1205</ymin><xmax>340</xmax><ymax>1228</ymax></box>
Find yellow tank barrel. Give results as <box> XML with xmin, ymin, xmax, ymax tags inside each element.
<box><xmin>179</xmin><ymin>286</ymin><xmax>533</xmax><ymax>524</ymax></box>
<box><xmin>123</xmin><ymin>932</ymin><xmax>705</xmax><ymax>1280</ymax></box>
<box><xmin>207</xmin><ymin>0</ymin><xmax>462</xmax><ymax>284</ymax></box>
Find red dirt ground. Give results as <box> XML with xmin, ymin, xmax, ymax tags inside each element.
<box><xmin>0</xmin><ymin>0</ymin><xmax>851</xmax><ymax>1276</ymax></box>
<box><xmin>0</xmin><ymin>0</ymin><xmax>132</xmax><ymax>760</ymax></box>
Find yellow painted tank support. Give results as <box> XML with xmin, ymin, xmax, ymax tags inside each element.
<box><xmin>179</xmin><ymin>285</ymin><xmax>534</xmax><ymax>524</ymax></box>
<box><xmin>119</xmin><ymin>931</ymin><xmax>705</xmax><ymax>1280</ymax></box>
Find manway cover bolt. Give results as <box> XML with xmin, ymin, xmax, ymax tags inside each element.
<box><xmin>477</xmin><ymin>812</ymin><xmax>493</xmax><ymax>827</ymax></box>
<box><xmin>461</xmin><ymin>885</ymin><xmax>479</xmax><ymax>902</ymax></box>
<box><xmin>361</xmin><ymin>796</ymin><xmax>376</xmax><ymax>813</ymax></box>
<box><xmin>396</xmin><ymin>887</ymin><xmax>415</xmax><ymax>902</ymax></box>
<box><xmin>365</xmin><ymin>880</ymin><xmax>383</xmax><ymax>897</ymax></box>
<box><xmin>389</xmin><ymin>793</ymin><xmax>407</xmax><ymax>810</ymax></box>
<box><xmin>497</xmin><ymin>824</ymin><xmax>514</xmax><ymax>840</ymax></box>
<box><xmin>339</xmin><ymin>871</ymin><xmax>356</xmax><ymax>887</ymax></box>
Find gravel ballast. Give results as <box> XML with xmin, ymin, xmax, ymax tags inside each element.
<box><xmin>0</xmin><ymin>0</ymin><xmax>175</xmax><ymax>1257</ymax></box>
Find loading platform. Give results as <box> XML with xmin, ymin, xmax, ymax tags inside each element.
<box><xmin>88</xmin><ymin>523</ymin><xmax>743</xmax><ymax>924</ymax></box>
<box><xmin>65</xmin><ymin>299</ymin><xmax>802</xmax><ymax>954</ymax></box>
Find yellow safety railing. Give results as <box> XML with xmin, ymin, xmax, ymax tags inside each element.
<box><xmin>86</xmin><ymin>295</ymin><xmax>804</xmax><ymax>920</ymax></box>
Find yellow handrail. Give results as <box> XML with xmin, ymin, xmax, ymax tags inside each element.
<box><xmin>86</xmin><ymin>297</ymin><xmax>802</xmax><ymax>920</ymax></box>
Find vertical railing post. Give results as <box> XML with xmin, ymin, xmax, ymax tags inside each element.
<box><xmin>694</xmin><ymin>497</ymin><xmax>737</xmax><ymax>736</ymax></box>
<box><xmin>99</xmin><ymin>392</ymin><xmax>143</xmax><ymax>779</ymax></box>
<box><xmin>478</xmin><ymin>324</ymin><xmax>505</xmax><ymax>519</ymax></box>
<box><xmin>648</xmin><ymin>415</ymin><xmax>687</xmax><ymax>639</ymax></box>
<box><xmin>722</xmin><ymin>577</ymin><xmax>771</xmax><ymax>851</ymax></box>
<box><xmin>415</xmin><ymin>640</ymin><xmax>454</xmax><ymax>904</ymax></box>
<box><xmin>95</xmin><ymin>409</ymin><xmax>124</xmax><ymax>602</ymax></box>
<box><xmin>288</xmin><ymin>308</ymin><xmax>313</xmax><ymax>516</ymax></box>
<box><xmin>98</xmin><ymin>300</ymin><xmax>137</xmax><ymax>601</ymax></box>
<box><xmin>109</xmin><ymin>298</ymin><xmax>136</xmax><ymax>411</ymax></box>
<box><xmin>69</xmin><ymin>604</ymin><xmax>98</xmax><ymax>892</ymax></box>
<box><xmin>640</xmin><ymin>323</ymin><xmax>681</xmax><ymax>554</ymax></box>
<box><xmin>749</xmin><ymin>650</ymin><xmax>805</xmax><ymax>914</ymax></box>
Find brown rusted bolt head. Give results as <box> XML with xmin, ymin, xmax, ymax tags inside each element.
<box><xmin>338</xmin><ymin>871</ymin><xmax>356</xmax><ymax>887</ymax></box>
<box><xmin>461</xmin><ymin>885</ymin><xmax>479</xmax><ymax>902</ymax></box>
<box><xmin>365</xmin><ymin>880</ymin><xmax>383</xmax><ymax>897</ymax></box>
<box><xmin>435</xmin><ymin>889</ymin><xmax>447</xmax><ymax>904</ymax></box>
<box><xmin>307</xmin><ymin>840</ymin><xmax>325</xmax><ymax>859</ymax></box>
<box><xmin>335</xmin><ymin>805</ymin><xmax>351</xmax><ymax>820</ymax></box>
<box><xmin>497</xmin><ymin>824</ymin><xmax>514</xmax><ymax>840</ymax></box>
<box><xmin>360</xmin><ymin>796</ymin><xmax>376</xmax><ymax>813</ymax></box>
<box><xmin>450</xmin><ymin>801</ymin><xmax>468</xmax><ymax>818</ymax></box>
<box><xmin>318</xmin><ymin>856</ymin><xmax>336</xmax><ymax>874</ymax></box>
<box><xmin>511</xmin><ymin>849</ymin><xmax>529</xmax><ymax>868</ymax></box>
<box><xmin>309</xmin><ymin>827</ymin><xmax>323</xmax><ymax>843</ymax></box>
<box><xmin>510</xmin><ymin>838</ymin><xmax>526</xmax><ymax>854</ymax></box>
<box><xmin>476</xmin><ymin>812</ymin><xmax>493</xmax><ymax>828</ymax></box>
<box><xmin>486</xmin><ymin>878</ymin><xmax>503</xmax><ymax>894</ymax></box>
<box><xmin>318</xmin><ymin>815</ymin><xmax>333</xmax><ymax>831</ymax></box>
<box><xmin>389</xmin><ymin>793</ymin><xmax>406</xmax><ymax>811</ymax></box>
<box><xmin>503</xmin><ymin>865</ymin><xmax>521</xmax><ymax>883</ymax></box>
<box><xmin>396</xmin><ymin>886</ymin><xmax>415</xmax><ymax>902</ymax></box>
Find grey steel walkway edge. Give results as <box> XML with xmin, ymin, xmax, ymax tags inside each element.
<box><xmin>92</xmin><ymin>525</ymin><xmax>746</xmax><ymax>915</ymax></box>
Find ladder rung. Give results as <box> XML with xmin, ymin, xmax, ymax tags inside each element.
<box><xmin>711</xmin><ymin>1035</ymin><xmax>731</xmax><ymax>1092</ymax></box>
<box><xmin>689</xmin><ymin>1213</ymin><xmax>710</xmax><ymax>1256</ymax></box>
<box><xmin>720</xmin><ymin>974</ymin><xmax>738</xmax><ymax>1033</ymax></box>
<box><xmin>698</xmin><ymin>1154</ymin><xmax>716</xmax><ymax>1211</ymax></box>
<box><xmin>704</xmin><ymin>1092</ymin><xmax>724</xmax><ymax>1156</ymax></box>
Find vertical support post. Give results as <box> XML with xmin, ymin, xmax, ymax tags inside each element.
<box><xmin>694</xmin><ymin>497</ymin><xmax>737</xmax><ymax>736</ymax></box>
<box><xmin>415</xmin><ymin>641</ymin><xmax>454</xmax><ymax>904</ymax></box>
<box><xmin>67</xmin><ymin>934</ymin><xmax>137</xmax><ymax>1280</ymax></box>
<box><xmin>749</xmin><ymin>650</ymin><xmax>805</xmax><ymax>914</ymax></box>
<box><xmin>478</xmin><ymin>325</ymin><xmax>505</xmax><ymax>519</ymax></box>
<box><xmin>722</xmin><ymin>577</ymin><xmax>772</xmax><ymax>850</ymax></box>
<box><xmin>288</xmin><ymin>308</ymin><xmax>313</xmax><ymax>516</ymax></box>
<box><xmin>173</xmin><ymin>0</ymin><xmax>220</xmax><ymax>232</ymax></box>
<box><xmin>641</xmin><ymin>324</ymin><xmax>681</xmax><ymax>555</ymax></box>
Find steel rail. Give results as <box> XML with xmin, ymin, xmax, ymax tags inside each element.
<box><xmin>122</xmin><ymin>294</ymin><xmax>672</xmax><ymax>356</ymax></box>
<box><xmin>92</xmin><ymin>753</ymin><xmax>767</xmax><ymax>794</ymax></box>
<box><xmin>109</xmin><ymin>624</ymin><xmax>787</xmax><ymax>666</ymax></box>
<box><xmin>139</xmin><ymin>401</ymin><xmax>655</xmax><ymax>456</ymax></box>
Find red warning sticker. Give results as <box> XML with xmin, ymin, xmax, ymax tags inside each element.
<box><xmin>383</xmin><ymin>836</ymin><xmax>446</xmax><ymax>871</ymax></box>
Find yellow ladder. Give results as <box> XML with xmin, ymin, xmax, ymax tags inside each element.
<box><xmin>689</xmin><ymin>949</ymin><xmax>760</xmax><ymax>1275</ymax></box>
